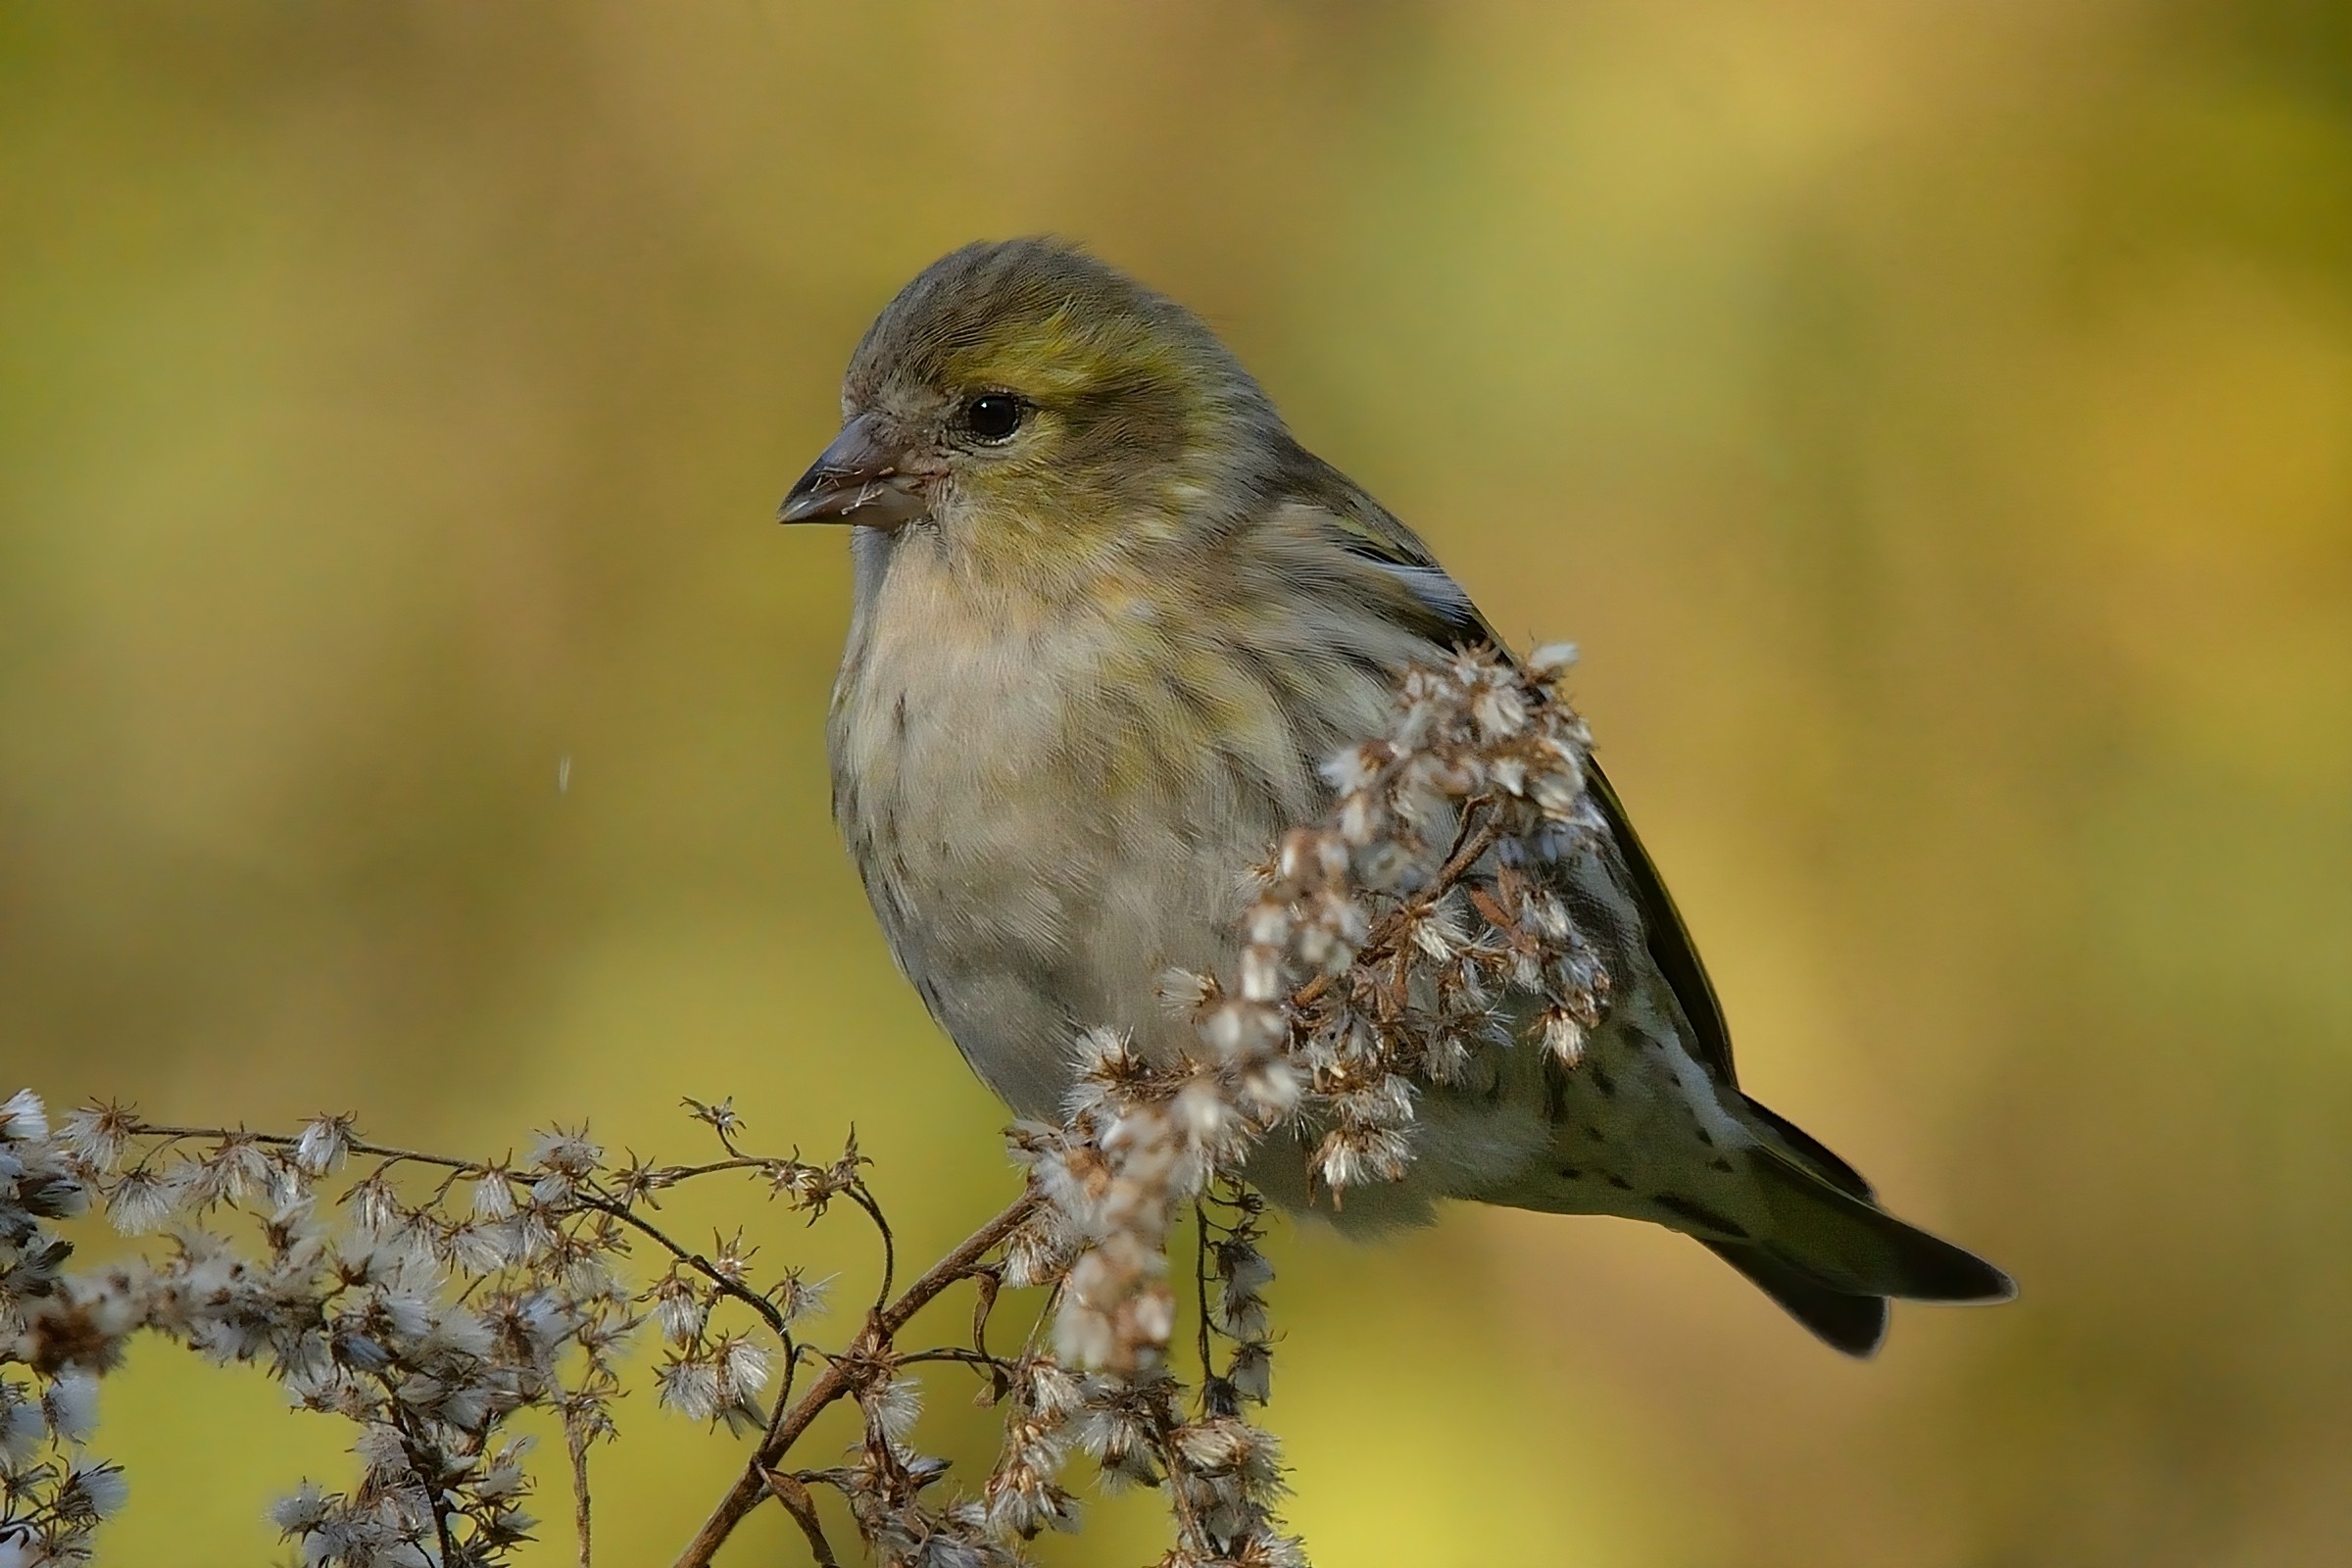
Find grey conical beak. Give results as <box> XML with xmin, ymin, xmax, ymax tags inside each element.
<box><xmin>777</xmin><ymin>412</ymin><xmax>928</xmax><ymax>527</ymax></box>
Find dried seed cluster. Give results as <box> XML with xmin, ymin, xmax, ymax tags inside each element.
<box><xmin>1004</xmin><ymin>646</ymin><xmax>1607</xmax><ymax>1565</ymax></box>
<box><xmin>1030</xmin><ymin>645</ymin><xmax>1606</xmax><ymax>1363</ymax></box>
<box><xmin>0</xmin><ymin>644</ymin><xmax>1608</xmax><ymax>1568</ymax></box>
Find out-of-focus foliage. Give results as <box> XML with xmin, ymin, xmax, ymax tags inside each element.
<box><xmin>1</xmin><ymin>3</ymin><xmax>2346</xmax><ymax>1564</ymax></box>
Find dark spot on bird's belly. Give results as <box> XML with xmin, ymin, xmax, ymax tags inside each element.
<box><xmin>1605</xmin><ymin>1174</ymin><xmax>1633</xmax><ymax>1191</ymax></box>
<box><xmin>1588</xmin><ymin>1066</ymin><xmax>1617</xmax><ymax>1098</ymax></box>
<box><xmin>1708</xmin><ymin>1155</ymin><xmax>1735</xmax><ymax>1173</ymax></box>
<box><xmin>1692</xmin><ymin>1125</ymin><xmax>1713</xmax><ymax>1147</ymax></box>
<box><xmin>892</xmin><ymin>693</ymin><xmax>908</xmax><ymax>737</ymax></box>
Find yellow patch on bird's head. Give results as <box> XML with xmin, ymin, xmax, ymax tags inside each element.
<box><xmin>939</xmin><ymin>299</ymin><xmax>1184</xmax><ymax>403</ymax></box>
<box><xmin>837</xmin><ymin>239</ymin><xmax>1287</xmax><ymax>581</ymax></box>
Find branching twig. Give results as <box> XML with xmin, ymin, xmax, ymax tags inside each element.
<box><xmin>671</xmin><ymin>1188</ymin><xmax>1041</xmax><ymax>1568</ymax></box>
<box><xmin>1288</xmin><ymin>812</ymin><xmax>1501</xmax><ymax>1011</ymax></box>
<box><xmin>577</xmin><ymin>1186</ymin><xmax>794</xmax><ymax>1340</ymax></box>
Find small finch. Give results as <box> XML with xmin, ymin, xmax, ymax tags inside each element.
<box><xmin>780</xmin><ymin>239</ymin><xmax>2012</xmax><ymax>1354</ymax></box>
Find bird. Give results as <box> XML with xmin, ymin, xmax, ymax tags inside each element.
<box><xmin>778</xmin><ymin>237</ymin><xmax>2013</xmax><ymax>1355</ymax></box>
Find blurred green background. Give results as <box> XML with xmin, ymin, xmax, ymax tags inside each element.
<box><xmin>4</xmin><ymin>3</ymin><xmax>2349</xmax><ymax>1564</ymax></box>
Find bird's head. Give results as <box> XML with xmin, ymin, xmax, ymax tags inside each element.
<box><xmin>779</xmin><ymin>239</ymin><xmax>1284</xmax><ymax>576</ymax></box>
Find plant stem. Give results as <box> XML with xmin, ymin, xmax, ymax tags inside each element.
<box><xmin>670</xmin><ymin>1188</ymin><xmax>1040</xmax><ymax>1568</ymax></box>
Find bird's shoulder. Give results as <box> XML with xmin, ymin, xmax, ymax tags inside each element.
<box><xmin>1259</xmin><ymin>445</ymin><xmax>1500</xmax><ymax>651</ymax></box>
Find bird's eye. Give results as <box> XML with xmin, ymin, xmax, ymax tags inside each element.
<box><xmin>963</xmin><ymin>393</ymin><xmax>1024</xmax><ymax>443</ymax></box>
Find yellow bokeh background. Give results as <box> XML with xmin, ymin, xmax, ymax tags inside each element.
<box><xmin>5</xmin><ymin>3</ymin><xmax>2349</xmax><ymax>1563</ymax></box>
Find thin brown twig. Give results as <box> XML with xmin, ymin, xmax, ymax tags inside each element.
<box><xmin>844</xmin><ymin>1183</ymin><xmax>896</xmax><ymax>1311</ymax></box>
<box><xmin>382</xmin><ymin>1395</ymin><xmax>462</xmax><ymax>1567</ymax></box>
<box><xmin>1194</xmin><ymin>1197</ymin><xmax>1215</xmax><ymax>1401</ymax></box>
<box><xmin>1288</xmin><ymin>813</ymin><xmax>1501</xmax><ymax>1011</ymax></box>
<box><xmin>122</xmin><ymin>1120</ymin><xmax>800</xmax><ymax>1346</ymax></box>
<box><xmin>966</xmin><ymin>1264</ymin><xmax>1010</xmax><ymax>1400</ymax></box>
<box><xmin>127</xmin><ymin>1125</ymin><xmax>482</xmax><ymax>1175</ymax></box>
<box><xmin>760</xmin><ymin>1470</ymin><xmax>842</xmax><ymax>1568</ymax></box>
<box><xmin>1148</xmin><ymin>1381</ymin><xmax>1214</xmax><ymax>1555</ymax></box>
<box><xmin>575</xmin><ymin>1185</ymin><xmax>793</xmax><ymax>1340</ymax></box>
<box><xmin>565</xmin><ymin>1408</ymin><xmax>595</xmax><ymax>1568</ymax></box>
<box><xmin>892</xmin><ymin>1346</ymin><xmax>1015</xmax><ymax>1378</ymax></box>
<box><xmin>671</xmin><ymin>1187</ymin><xmax>1041</xmax><ymax>1568</ymax></box>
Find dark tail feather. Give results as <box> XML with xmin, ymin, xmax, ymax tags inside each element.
<box><xmin>1743</xmin><ymin>1094</ymin><xmax>1875</xmax><ymax>1200</ymax></box>
<box><xmin>1747</xmin><ymin>1139</ymin><xmax>2017</xmax><ymax>1304</ymax></box>
<box><xmin>1701</xmin><ymin>1241</ymin><xmax>1889</xmax><ymax>1358</ymax></box>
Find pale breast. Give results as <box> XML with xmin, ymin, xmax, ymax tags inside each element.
<box><xmin>827</xmin><ymin>529</ymin><xmax>1389</xmax><ymax>1118</ymax></box>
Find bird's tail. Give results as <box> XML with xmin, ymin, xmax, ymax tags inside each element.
<box><xmin>1721</xmin><ymin>1097</ymin><xmax>2014</xmax><ymax>1356</ymax></box>
<box><xmin>1699</xmin><ymin>1239</ymin><xmax>1893</xmax><ymax>1357</ymax></box>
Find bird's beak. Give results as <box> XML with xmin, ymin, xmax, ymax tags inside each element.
<box><xmin>777</xmin><ymin>412</ymin><xmax>929</xmax><ymax>527</ymax></box>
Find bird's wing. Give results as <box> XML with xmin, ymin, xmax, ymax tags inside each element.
<box><xmin>1300</xmin><ymin>461</ymin><xmax>1744</xmax><ymax>1091</ymax></box>
<box><xmin>1582</xmin><ymin>761</ymin><xmax>1739</xmax><ymax>1088</ymax></box>
<box><xmin>1298</xmin><ymin>458</ymin><xmax>1504</xmax><ymax>650</ymax></box>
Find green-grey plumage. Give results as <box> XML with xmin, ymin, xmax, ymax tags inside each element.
<box><xmin>783</xmin><ymin>238</ymin><xmax>2013</xmax><ymax>1356</ymax></box>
